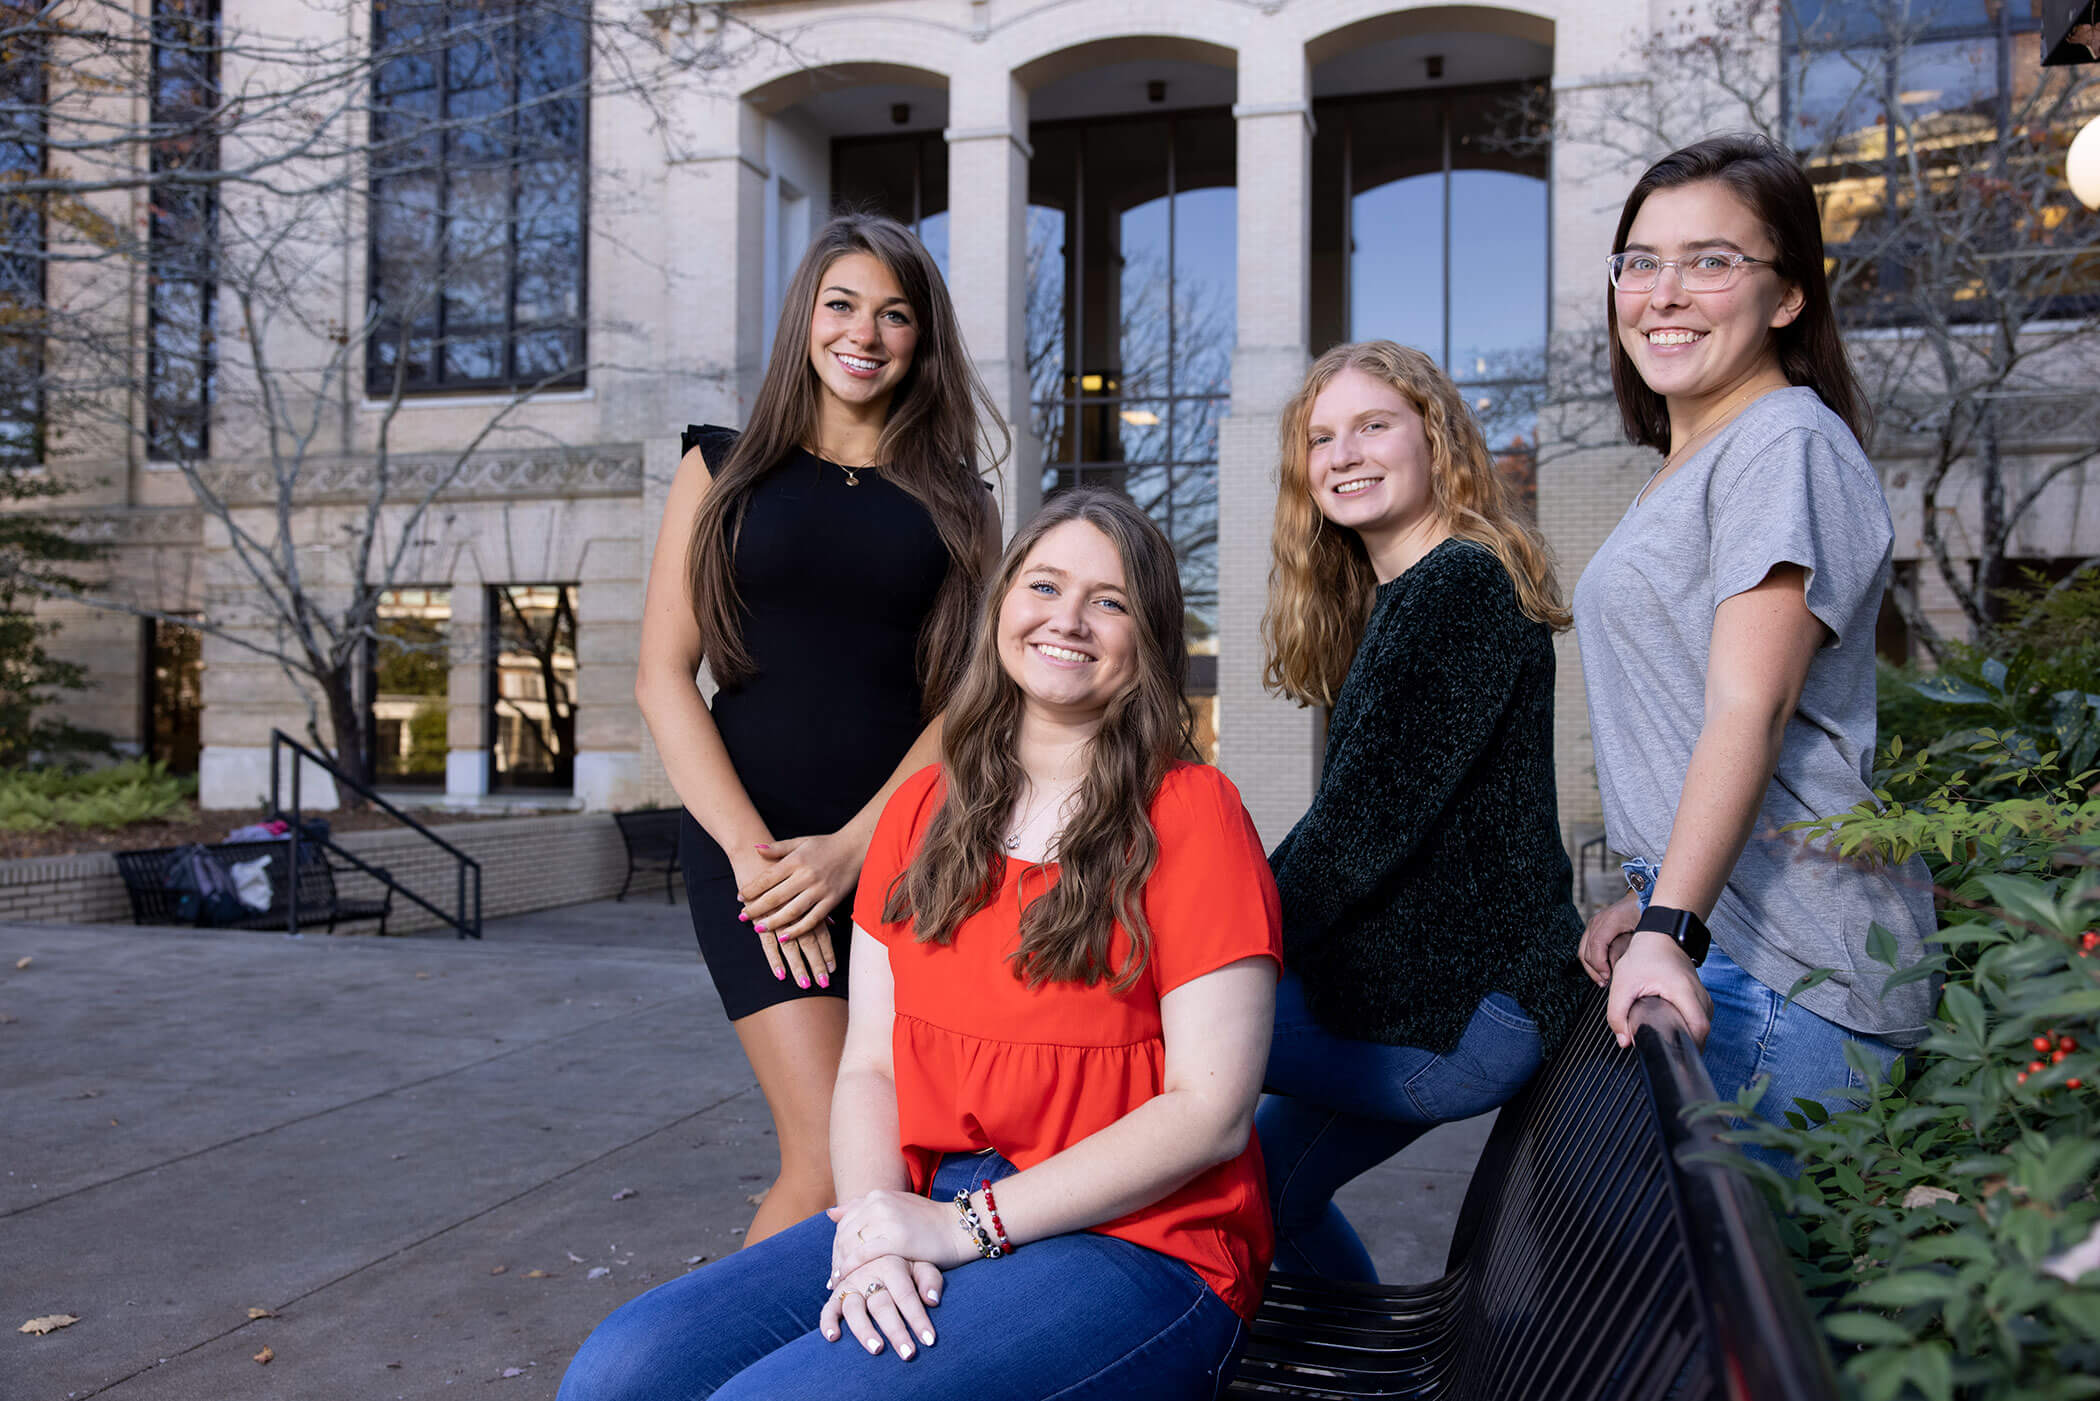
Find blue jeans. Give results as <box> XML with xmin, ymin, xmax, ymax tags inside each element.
<box><xmin>556</xmin><ymin>1151</ymin><xmax>1248</xmax><ymax>1401</ymax></box>
<box><xmin>1254</xmin><ymin>972</ymin><xmax>1543</xmax><ymax>1282</ymax></box>
<box><xmin>1699</xmin><ymin>945</ymin><xmax>1903</xmax><ymax>1175</ymax></box>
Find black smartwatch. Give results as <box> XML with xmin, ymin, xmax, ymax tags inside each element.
<box><xmin>1634</xmin><ymin>904</ymin><xmax>1711</xmax><ymax>966</ymax></box>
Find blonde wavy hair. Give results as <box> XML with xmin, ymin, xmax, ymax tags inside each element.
<box><xmin>1262</xmin><ymin>341</ymin><xmax>1570</xmax><ymax>709</ymax></box>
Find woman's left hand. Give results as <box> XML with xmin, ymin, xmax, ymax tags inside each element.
<box><xmin>829</xmin><ymin>1188</ymin><xmax>977</xmax><ymax>1282</ymax></box>
<box><xmin>739</xmin><ymin>830</ymin><xmax>862</xmax><ymax>944</ymax></box>
<box><xmin>820</xmin><ymin>1254</ymin><xmax>945</xmax><ymax>1360</ymax></box>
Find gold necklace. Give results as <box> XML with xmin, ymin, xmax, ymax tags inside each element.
<box><xmin>1664</xmin><ymin>383</ymin><xmax>1772</xmax><ymax>472</ymax></box>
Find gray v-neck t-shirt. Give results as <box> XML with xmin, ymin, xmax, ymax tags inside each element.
<box><xmin>1572</xmin><ymin>386</ymin><xmax>1935</xmax><ymax>1045</ymax></box>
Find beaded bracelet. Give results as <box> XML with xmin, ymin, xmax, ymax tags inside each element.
<box><xmin>979</xmin><ymin>1179</ymin><xmax>1014</xmax><ymax>1255</ymax></box>
<box><xmin>952</xmin><ymin>1187</ymin><xmax>1002</xmax><ymax>1258</ymax></box>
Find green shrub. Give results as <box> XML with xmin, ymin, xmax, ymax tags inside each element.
<box><xmin>0</xmin><ymin>760</ymin><xmax>198</xmax><ymax>832</ymax></box>
<box><xmin>1731</xmin><ymin>737</ymin><xmax>2100</xmax><ymax>1401</ymax></box>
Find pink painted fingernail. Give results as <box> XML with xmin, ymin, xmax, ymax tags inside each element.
<box><xmin>797</xmin><ymin>975</ymin><xmax>810</xmax><ymax>989</ymax></box>
<box><xmin>737</xmin><ymin>912</ymin><xmax>749</xmax><ymax>923</ymax></box>
<box><xmin>816</xmin><ymin>973</ymin><xmax>830</xmax><ymax>988</ymax></box>
<box><xmin>774</xmin><ymin>966</ymin><xmax>786</xmax><ymax>981</ymax></box>
<box><xmin>755</xmin><ymin>843</ymin><xmax>770</xmax><ymax>851</ymax></box>
<box><xmin>754</xmin><ymin>922</ymin><xmax>767</xmax><ymax>933</ymax></box>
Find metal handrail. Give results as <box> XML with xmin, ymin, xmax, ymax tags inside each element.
<box><xmin>1629</xmin><ymin>997</ymin><xmax>1841</xmax><ymax>1401</ymax></box>
<box><xmin>269</xmin><ymin>730</ymin><xmax>483</xmax><ymax>939</ymax></box>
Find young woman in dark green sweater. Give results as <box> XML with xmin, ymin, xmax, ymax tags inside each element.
<box><xmin>1256</xmin><ymin>341</ymin><xmax>1589</xmax><ymax>1280</ymax></box>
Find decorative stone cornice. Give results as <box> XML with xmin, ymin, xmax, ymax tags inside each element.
<box><xmin>197</xmin><ymin>449</ymin><xmax>644</xmax><ymax>507</ymax></box>
<box><xmin>69</xmin><ymin>507</ymin><xmax>205</xmax><ymax>547</ymax></box>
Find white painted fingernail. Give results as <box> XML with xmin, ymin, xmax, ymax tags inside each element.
<box><xmin>900</xmin><ymin>1345</ymin><xmax>914</xmax><ymax>1359</ymax></box>
<box><xmin>865</xmin><ymin>1338</ymin><xmax>882</xmax><ymax>1354</ymax></box>
<box><xmin>921</xmin><ymin>1330</ymin><xmax>935</xmax><ymax>1345</ymax></box>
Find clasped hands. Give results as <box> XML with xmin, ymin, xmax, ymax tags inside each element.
<box><xmin>1580</xmin><ymin>889</ymin><xmax>1713</xmax><ymax>1050</ymax></box>
<box><xmin>732</xmin><ymin>830</ymin><xmax>860</xmax><ymax>989</ymax></box>
<box><xmin>818</xmin><ymin>1190</ymin><xmax>978</xmax><ymax>1362</ymax></box>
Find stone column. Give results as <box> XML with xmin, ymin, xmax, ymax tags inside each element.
<box><xmin>945</xmin><ymin>69</ymin><xmax>1037</xmax><ymax>539</ymax></box>
<box><xmin>1216</xmin><ymin>48</ymin><xmax>1319</xmax><ymax>847</ymax></box>
<box><xmin>445</xmin><ymin>582</ymin><xmax>490</xmax><ymax>801</ymax></box>
<box><xmin>666</xmin><ymin>95</ymin><xmax>771</xmax><ymax>424</ymax></box>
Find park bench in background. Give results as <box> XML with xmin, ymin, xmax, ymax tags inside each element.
<box><xmin>114</xmin><ymin>838</ymin><xmax>393</xmax><ymax>935</ymax></box>
<box><xmin>1228</xmin><ymin>993</ymin><xmax>1837</xmax><ymax>1401</ymax></box>
<box><xmin>612</xmin><ymin>808</ymin><xmax>683</xmax><ymax>904</ymax></box>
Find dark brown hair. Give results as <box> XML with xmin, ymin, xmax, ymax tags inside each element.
<box><xmin>1607</xmin><ymin>133</ymin><xmax>1869</xmax><ymax>452</ymax></box>
<box><xmin>686</xmin><ymin>214</ymin><xmax>1009</xmax><ymax>716</ymax></box>
<box><xmin>884</xmin><ymin>488</ymin><xmax>1196</xmax><ymax>991</ymax></box>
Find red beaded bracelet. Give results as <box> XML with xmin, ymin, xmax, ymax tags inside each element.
<box><xmin>979</xmin><ymin>1179</ymin><xmax>1014</xmax><ymax>1254</ymax></box>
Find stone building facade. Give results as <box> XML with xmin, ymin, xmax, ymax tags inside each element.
<box><xmin>16</xmin><ymin>0</ymin><xmax>2100</xmax><ymax>855</ymax></box>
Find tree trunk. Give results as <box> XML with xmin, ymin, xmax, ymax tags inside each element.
<box><xmin>321</xmin><ymin>667</ymin><xmax>371</xmax><ymax>811</ymax></box>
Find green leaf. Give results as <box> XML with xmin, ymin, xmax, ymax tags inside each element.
<box><xmin>1914</xmin><ymin>675</ymin><xmax>1997</xmax><ymax>706</ymax></box>
<box><xmin>1823</xmin><ymin>1312</ymin><xmax>1915</xmax><ymax>1344</ymax></box>
<box><xmin>1853</xmin><ymin>1270</ymin><xmax>1957</xmax><ymax>1307</ymax></box>
<box><xmin>1785</xmin><ymin>968</ymin><xmax>1837</xmax><ymax>1007</ymax></box>
<box><xmin>1865</xmin><ymin>921</ymin><xmax>1900</xmax><ymax>968</ymax></box>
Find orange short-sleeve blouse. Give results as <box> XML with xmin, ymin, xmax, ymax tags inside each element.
<box><xmin>852</xmin><ymin>761</ymin><xmax>1284</xmax><ymax>1320</ymax></box>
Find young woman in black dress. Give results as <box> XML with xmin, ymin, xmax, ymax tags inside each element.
<box><xmin>637</xmin><ymin>214</ymin><xmax>1004</xmax><ymax>1245</ymax></box>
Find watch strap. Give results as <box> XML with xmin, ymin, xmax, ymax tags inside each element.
<box><xmin>1634</xmin><ymin>904</ymin><xmax>1711</xmax><ymax>966</ymax></box>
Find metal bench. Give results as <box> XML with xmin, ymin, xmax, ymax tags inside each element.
<box><xmin>1228</xmin><ymin>993</ymin><xmax>1837</xmax><ymax>1401</ymax></box>
<box><xmin>114</xmin><ymin>838</ymin><xmax>393</xmax><ymax>935</ymax></box>
<box><xmin>612</xmin><ymin>808</ymin><xmax>684</xmax><ymax>904</ymax></box>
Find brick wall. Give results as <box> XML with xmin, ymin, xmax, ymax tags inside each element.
<box><xmin>0</xmin><ymin>813</ymin><xmax>634</xmax><ymax>933</ymax></box>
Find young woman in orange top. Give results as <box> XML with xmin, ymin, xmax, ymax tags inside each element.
<box><xmin>558</xmin><ymin>488</ymin><xmax>1283</xmax><ymax>1401</ymax></box>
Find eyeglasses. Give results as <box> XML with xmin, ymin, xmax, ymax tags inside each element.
<box><xmin>1606</xmin><ymin>251</ymin><xmax>1776</xmax><ymax>293</ymax></box>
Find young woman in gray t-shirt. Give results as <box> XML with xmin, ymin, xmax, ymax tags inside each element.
<box><xmin>1573</xmin><ymin>136</ymin><xmax>1936</xmax><ymax>1160</ymax></box>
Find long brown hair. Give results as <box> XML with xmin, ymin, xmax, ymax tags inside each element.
<box><xmin>685</xmin><ymin>214</ymin><xmax>1010</xmax><ymax>716</ymax></box>
<box><xmin>884</xmin><ymin>488</ymin><xmax>1195</xmax><ymax>992</ymax></box>
<box><xmin>1607</xmin><ymin>133</ymin><xmax>1869</xmax><ymax>452</ymax></box>
<box><xmin>1262</xmin><ymin>341</ymin><xmax>1570</xmax><ymax>709</ymax></box>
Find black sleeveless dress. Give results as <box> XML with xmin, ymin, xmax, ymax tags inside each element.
<box><xmin>677</xmin><ymin>424</ymin><xmax>955</xmax><ymax>1020</ymax></box>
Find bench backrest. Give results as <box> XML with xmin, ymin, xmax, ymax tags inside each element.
<box><xmin>613</xmin><ymin>809</ymin><xmax>682</xmax><ymax>862</ymax></box>
<box><xmin>113</xmin><ymin>839</ymin><xmax>335</xmax><ymax>926</ymax></box>
<box><xmin>1438</xmin><ymin>994</ymin><xmax>1836</xmax><ymax>1401</ymax></box>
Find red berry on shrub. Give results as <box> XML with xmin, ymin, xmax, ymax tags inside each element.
<box><xmin>2030</xmin><ymin>1060</ymin><xmax>2048</xmax><ymax>1073</ymax></box>
<box><xmin>2054</xmin><ymin>1049</ymin><xmax>2069</xmax><ymax>1063</ymax></box>
<box><xmin>2060</xmin><ymin>1036</ymin><xmax>2078</xmax><ymax>1052</ymax></box>
<box><xmin>2036</xmin><ymin>1035</ymin><xmax>2054</xmax><ymax>1051</ymax></box>
<box><xmin>2069</xmin><ymin>1078</ymin><xmax>2085</xmax><ymax>1090</ymax></box>
<box><xmin>2018</xmin><ymin>1071</ymin><xmax>2030</xmax><ymax>1083</ymax></box>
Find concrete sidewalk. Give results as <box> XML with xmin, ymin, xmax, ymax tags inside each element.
<box><xmin>1</xmin><ymin>902</ymin><xmax>1490</xmax><ymax>1401</ymax></box>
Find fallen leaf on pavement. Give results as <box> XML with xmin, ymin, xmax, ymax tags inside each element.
<box><xmin>744</xmin><ymin>1191</ymin><xmax>768</xmax><ymax>1207</ymax></box>
<box><xmin>489</xmin><ymin>1265</ymin><xmax>507</xmax><ymax>1276</ymax></box>
<box><xmin>14</xmin><ymin>956</ymin><xmax>30</xmax><ymax>971</ymax></box>
<box><xmin>523</xmin><ymin>1269</ymin><xmax>554</xmax><ymax>1279</ymax></box>
<box><xmin>253</xmin><ymin>1345</ymin><xmax>274</xmax><ymax>1365</ymax></box>
<box><xmin>586</xmin><ymin>1267</ymin><xmax>610</xmax><ymax>1280</ymax></box>
<box><xmin>246</xmin><ymin>1307</ymin><xmax>278</xmax><ymax>1320</ymax></box>
<box><xmin>415</xmin><ymin>971</ymin><xmax>429</xmax><ymax>979</ymax></box>
<box><xmin>18</xmin><ymin>1314</ymin><xmax>77</xmax><ymax>1335</ymax></box>
<box><xmin>565</xmin><ymin>1251</ymin><xmax>585</xmax><ymax>1264</ymax></box>
<box><xmin>611</xmin><ymin>1188</ymin><xmax>637</xmax><ymax>1201</ymax></box>
<box><xmin>502</xmin><ymin>1367</ymin><xmax>524</xmax><ymax>1378</ymax></box>
<box><xmin>685</xmin><ymin>1255</ymin><xmax>708</xmax><ymax>1267</ymax></box>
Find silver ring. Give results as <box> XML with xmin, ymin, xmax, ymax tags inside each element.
<box><xmin>864</xmin><ymin>1280</ymin><xmax>887</xmax><ymax>1297</ymax></box>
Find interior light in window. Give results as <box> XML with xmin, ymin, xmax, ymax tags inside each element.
<box><xmin>1120</xmin><ymin>408</ymin><xmax>1159</xmax><ymax>426</ymax></box>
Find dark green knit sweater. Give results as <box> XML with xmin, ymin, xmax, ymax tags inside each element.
<box><xmin>1269</xmin><ymin>538</ymin><xmax>1589</xmax><ymax>1058</ymax></box>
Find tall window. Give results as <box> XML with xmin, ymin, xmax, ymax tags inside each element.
<box><xmin>149</xmin><ymin>0</ymin><xmax>218</xmax><ymax>462</ymax></box>
<box><xmin>489</xmin><ymin>583</ymin><xmax>576</xmax><ymax>791</ymax></box>
<box><xmin>832</xmin><ymin>130</ymin><xmax>949</xmax><ymax>276</ymax></box>
<box><xmin>1027</xmin><ymin>111</ymin><xmax>1235</xmax><ymax>755</ymax></box>
<box><xmin>370</xmin><ymin>588</ymin><xmax>451</xmax><ymax>788</ymax></box>
<box><xmin>1783</xmin><ymin>0</ymin><xmax>2098</xmax><ymax>322</ymax></box>
<box><xmin>1</xmin><ymin>1</ymin><xmax>43</xmax><ymax>471</ymax></box>
<box><xmin>367</xmin><ymin>2</ymin><xmax>589</xmax><ymax>396</ymax></box>
<box><xmin>1311</xmin><ymin>83</ymin><xmax>1551</xmax><ymax>511</ymax></box>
